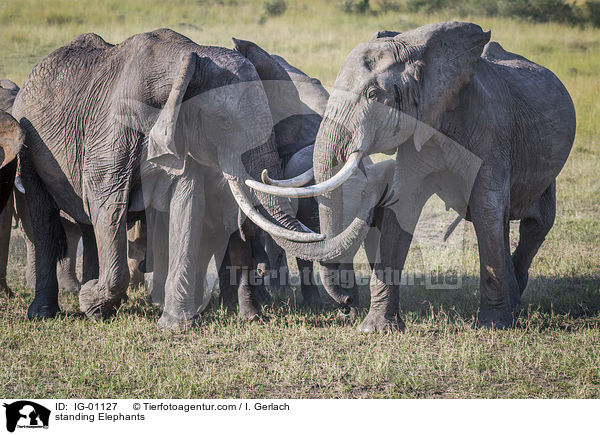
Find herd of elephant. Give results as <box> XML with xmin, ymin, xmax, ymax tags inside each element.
<box><xmin>0</xmin><ymin>21</ymin><xmax>575</xmax><ymax>332</ymax></box>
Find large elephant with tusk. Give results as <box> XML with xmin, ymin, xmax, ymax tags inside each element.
<box><xmin>12</xmin><ymin>29</ymin><xmax>324</xmax><ymax>327</ymax></box>
<box><xmin>246</xmin><ymin>22</ymin><xmax>576</xmax><ymax>330</ymax></box>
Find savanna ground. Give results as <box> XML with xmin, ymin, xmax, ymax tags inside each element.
<box><xmin>0</xmin><ymin>0</ymin><xmax>599</xmax><ymax>398</ymax></box>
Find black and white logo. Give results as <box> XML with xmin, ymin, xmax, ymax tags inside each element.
<box><xmin>3</xmin><ymin>401</ymin><xmax>50</xmax><ymax>432</ymax></box>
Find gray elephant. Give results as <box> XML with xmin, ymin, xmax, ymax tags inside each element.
<box><xmin>13</xmin><ymin>29</ymin><xmax>322</xmax><ymax>327</ymax></box>
<box><xmin>221</xmin><ymin>40</ymin><xmax>328</xmax><ymax>307</ymax></box>
<box><xmin>1</xmin><ymin>80</ymin><xmax>144</xmax><ymax>296</ymax></box>
<box><xmin>0</xmin><ymin>79</ymin><xmax>21</xmax><ymax>296</ymax></box>
<box><xmin>15</xmin><ymin>189</ymin><xmax>145</xmax><ymax>293</ymax></box>
<box><xmin>248</xmin><ymin>22</ymin><xmax>576</xmax><ymax>330</ymax></box>
<box><xmin>233</xmin><ymin>40</ymin><xmax>403</xmax><ymax>312</ymax></box>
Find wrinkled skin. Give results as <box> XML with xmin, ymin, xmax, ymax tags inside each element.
<box><xmin>256</xmin><ymin>22</ymin><xmax>576</xmax><ymax>331</ymax></box>
<box><xmin>16</xmin><ymin>186</ymin><xmax>144</xmax><ymax>294</ymax></box>
<box><xmin>0</xmin><ymin>80</ymin><xmax>140</xmax><ymax>296</ymax></box>
<box><xmin>13</xmin><ymin>29</ymin><xmax>313</xmax><ymax>327</ymax></box>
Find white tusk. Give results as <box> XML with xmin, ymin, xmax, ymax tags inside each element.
<box><xmin>14</xmin><ymin>176</ymin><xmax>25</xmax><ymax>194</ymax></box>
<box><xmin>246</xmin><ymin>152</ymin><xmax>363</xmax><ymax>198</ymax></box>
<box><xmin>261</xmin><ymin>167</ymin><xmax>314</xmax><ymax>187</ymax></box>
<box><xmin>228</xmin><ymin>180</ymin><xmax>325</xmax><ymax>242</ymax></box>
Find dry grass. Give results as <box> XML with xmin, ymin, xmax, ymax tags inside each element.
<box><xmin>0</xmin><ymin>0</ymin><xmax>599</xmax><ymax>398</ymax></box>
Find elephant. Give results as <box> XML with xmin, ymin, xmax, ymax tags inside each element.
<box><xmin>0</xmin><ymin>80</ymin><xmax>142</xmax><ymax>296</ymax></box>
<box><xmin>232</xmin><ymin>40</ymin><xmax>404</xmax><ymax>312</ymax></box>
<box><xmin>0</xmin><ymin>79</ymin><xmax>25</xmax><ymax>296</ymax></box>
<box><xmin>247</xmin><ymin>22</ymin><xmax>576</xmax><ymax>330</ymax></box>
<box><xmin>15</xmin><ymin>187</ymin><xmax>145</xmax><ymax>294</ymax></box>
<box><xmin>215</xmin><ymin>39</ymin><xmax>329</xmax><ymax>308</ymax></box>
<box><xmin>13</xmin><ymin>29</ymin><xmax>323</xmax><ymax>327</ymax></box>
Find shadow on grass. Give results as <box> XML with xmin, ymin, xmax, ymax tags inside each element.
<box><xmin>7</xmin><ymin>272</ymin><xmax>597</xmax><ymax>331</ymax></box>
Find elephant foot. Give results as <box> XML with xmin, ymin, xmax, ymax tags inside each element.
<box><xmin>27</xmin><ymin>298</ymin><xmax>59</xmax><ymax>319</ymax></box>
<box><xmin>477</xmin><ymin>309</ymin><xmax>515</xmax><ymax>329</ymax></box>
<box><xmin>129</xmin><ymin>271</ymin><xmax>144</xmax><ymax>288</ymax></box>
<box><xmin>158</xmin><ymin>311</ymin><xmax>201</xmax><ymax>330</ymax></box>
<box><xmin>254</xmin><ymin>285</ymin><xmax>273</xmax><ymax>307</ymax></box>
<box><xmin>357</xmin><ymin>312</ymin><xmax>405</xmax><ymax>333</ymax></box>
<box><xmin>78</xmin><ymin>279</ymin><xmax>123</xmax><ymax>320</ymax></box>
<box><xmin>58</xmin><ymin>276</ymin><xmax>81</xmax><ymax>294</ymax></box>
<box><xmin>0</xmin><ymin>281</ymin><xmax>13</xmax><ymax>297</ymax></box>
<box><xmin>238</xmin><ymin>303</ymin><xmax>262</xmax><ymax>321</ymax></box>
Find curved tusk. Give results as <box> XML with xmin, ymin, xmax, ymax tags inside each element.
<box><xmin>246</xmin><ymin>151</ymin><xmax>363</xmax><ymax>198</ymax></box>
<box><xmin>227</xmin><ymin>180</ymin><xmax>325</xmax><ymax>242</ymax></box>
<box><xmin>14</xmin><ymin>176</ymin><xmax>25</xmax><ymax>194</ymax></box>
<box><xmin>261</xmin><ymin>167</ymin><xmax>314</xmax><ymax>187</ymax></box>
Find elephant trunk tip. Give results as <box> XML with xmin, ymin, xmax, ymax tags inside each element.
<box><xmin>256</xmin><ymin>262</ymin><xmax>267</xmax><ymax>277</ymax></box>
<box><xmin>341</xmin><ymin>295</ymin><xmax>353</xmax><ymax>306</ymax></box>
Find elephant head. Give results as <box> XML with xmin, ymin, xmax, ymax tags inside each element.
<box><xmin>0</xmin><ymin>80</ymin><xmax>22</xmax><ymax>169</ymax></box>
<box><xmin>245</xmin><ymin>22</ymin><xmax>490</xmax><ymax>264</ymax></box>
<box><xmin>141</xmin><ymin>48</ymin><xmax>323</xmax><ymax>243</ymax></box>
<box><xmin>0</xmin><ymin>108</ymin><xmax>23</xmax><ymax>211</ymax></box>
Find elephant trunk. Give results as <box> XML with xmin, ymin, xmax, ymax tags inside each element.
<box><xmin>0</xmin><ymin>110</ymin><xmax>24</xmax><ymax>169</ymax></box>
<box><xmin>315</xmin><ymin>118</ymin><xmax>353</xmax><ymax>307</ymax></box>
<box><xmin>227</xmin><ymin>132</ymin><xmax>325</xmax><ymax>243</ymax></box>
<box><xmin>267</xmin><ymin>118</ymin><xmax>373</xmax><ymax>258</ymax></box>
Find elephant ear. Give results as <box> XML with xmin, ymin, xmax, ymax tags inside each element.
<box><xmin>0</xmin><ymin>110</ymin><xmax>24</xmax><ymax>169</ymax></box>
<box><xmin>232</xmin><ymin>38</ymin><xmax>302</xmax><ymax>158</ymax></box>
<box><xmin>399</xmin><ymin>22</ymin><xmax>490</xmax><ymax>151</ymax></box>
<box><xmin>371</xmin><ymin>30</ymin><xmax>401</xmax><ymax>39</ymax></box>
<box><xmin>0</xmin><ymin>81</ymin><xmax>19</xmax><ymax>113</ymax></box>
<box><xmin>147</xmin><ymin>52</ymin><xmax>200</xmax><ymax>173</ymax></box>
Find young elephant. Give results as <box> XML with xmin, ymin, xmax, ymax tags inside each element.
<box><xmin>248</xmin><ymin>22</ymin><xmax>576</xmax><ymax>331</ymax></box>
<box><xmin>0</xmin><ymin>79</ymin><xmax>22</xmax><ymax>296</ymax></box>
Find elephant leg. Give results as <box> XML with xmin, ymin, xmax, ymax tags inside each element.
<box><xmin>470</xmin><ymin>183</ymin><xmax>520</xmax><ymax>328</ymax></box>
<box><xmin>512</xmin><ymin>182</ymin><xmax>556</xmax><ymax>294</ymax></box>
<box><xmin>158</xmin><ymin>175</ymin><xmax>204</xmax><ymax>329</ymax></box>
<box><xmin>78</xmin><ymin>192</ymin><xmax>130</xmax><ymax>320</ymax></box>
<box><xmin>21</xmin><ymin>157</ymin><xmax>63</xmax><ymax>319</ymax></box>
<box><xmin>147</xmin><ymin>210</ymin><xmax>169</xmax><ymax>306</ymax></box>
<box><xmin>0</xmin><ymin>193</ymin><xmax>13</xmax><ymax>296</ymax></box>
<box><xmin>227</xmin><ymin>232</ymin><xmax>260</xmax><ymax>320</ymax></box>
<box><xmin>126</xmin><ymin>219</ymin><xmax>146</xmax><ymax>287</ymax></box>
<box><xmin>80</xmin><ymin>224</ymin><xmax>98</xmax><ymax>285</ymax></box>
<box><xmin>14</xmin><ymin>190</ymin><xmax>36</xmax><ymax>290</ymax></box>
<box><xmin>358</xmin><ymin>208</ymin><xmax>409</xmax><ymax>333</ymax></box>
<box><xmin>248</xmin><ymin>232</ymin><xmax>272</xmax><ymax>307</ymax></box>
<box><xmin>364</xmin><ymin>226</ymin><xmax>380</xmax><ymax>269</ymax></box>
<box><xmin>56</xmin><ymin>218</ymin><xmax>81</xmax><ymax>294</ymax></box>
<box><xmin>297</xmin><ymin>258</ymin><xmax>321</xmax><ymax>308</ymax></box>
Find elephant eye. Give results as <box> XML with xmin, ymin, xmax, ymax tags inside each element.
<box><xmin>367</xmin><ymin>87</ymin><xmax>379</xmax><ymax>101</ymax></box>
